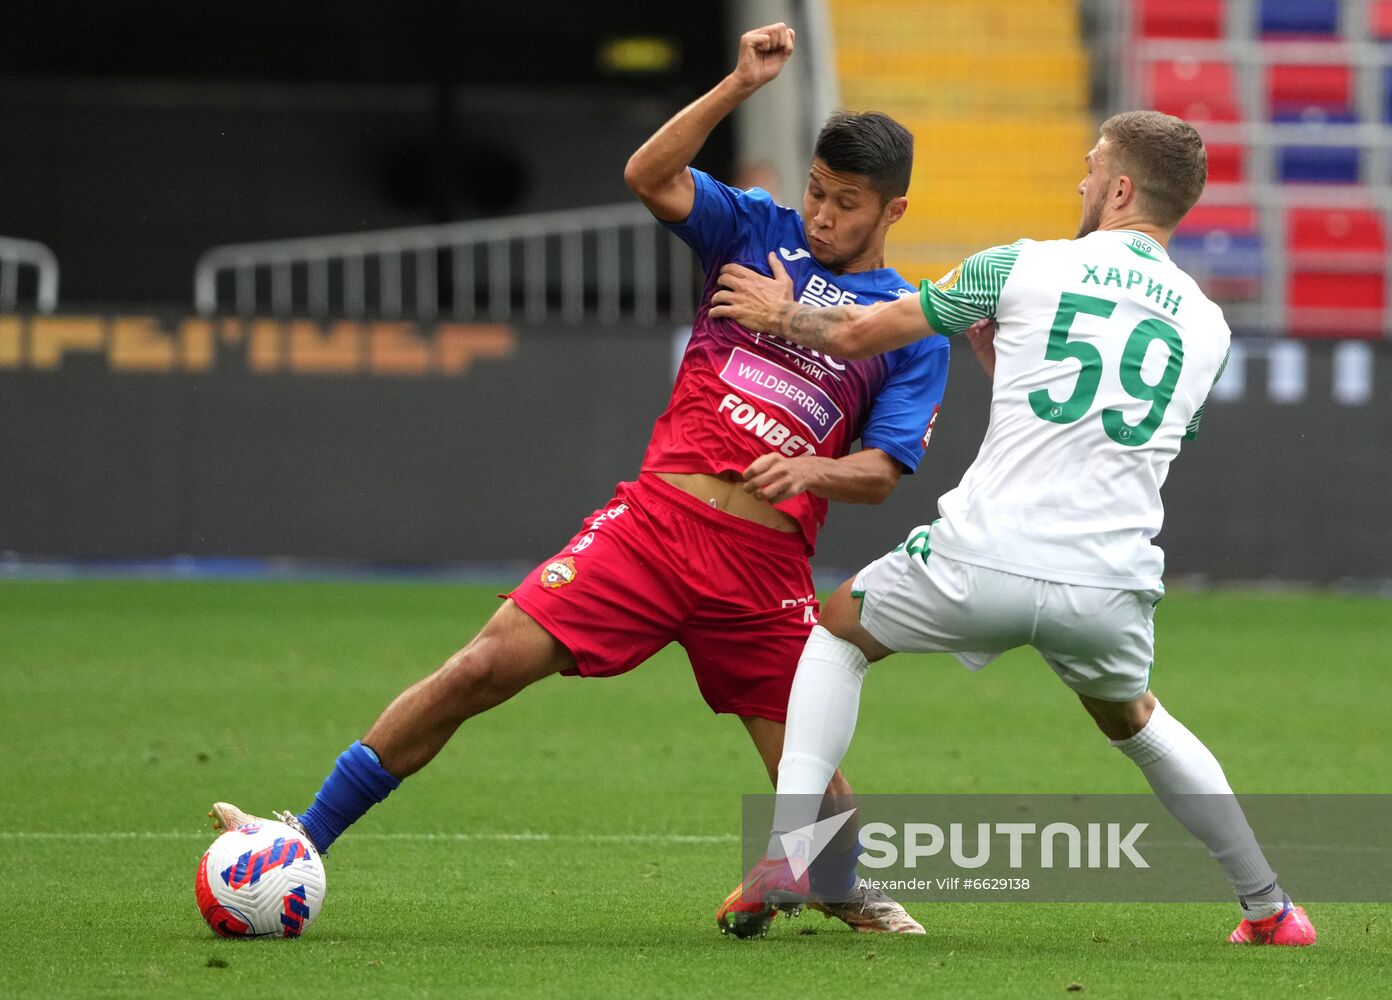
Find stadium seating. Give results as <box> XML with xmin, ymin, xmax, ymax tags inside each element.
<box><xmin>1136</xmin><ymin>0</ymin><xmax>1224</xmax><ymax>39</ymax></box>
<box><xmin>1265</xmin><ymin>64</ymin><xmax>1359</xmax><ymax>183</ymax></box>
<box><xmin>1374</xmin><ymin>0</ymin><xmax>1392</xmax><ymax>40</ymax></box>
<box><xmin>1287</xmin><ymin>207</ymin><xmax>1385</xmax><ymax>266</ymax></box>
<box><xmin>1149</xmin><ymin>60</ymin><xmax>1242</xmax><ymax>122</ymax></box>
<box><xmin>1286</xmin><ymin>207</ymin><xmax>1386</xmax><ymax>337</ymax></box>
<box><xmin>831</xmin><ymin>0</ymin><xmax>1092</xmax><ymax>280</ymax></box>
<box><xmin>1258</xmin><ymin>0</ymin><xmax>1340</xmax><ymax>37</ymax></box>
<box><xmin>1130</xmin><ymin>0</ymin><xmax>1391</xmax><ymax>336</ymax></box>
<box><xmin>1171</xmin><ymin>204</ymin><xmax>1264</xmax><ymax>301</ymax></box>
<box><xmin>1205</xmin><ymin>143</ymin><xmax>1247</xmax><ymax>183</ymax></box>
<box><xmin>833</xmin><ymin>0</ymin><xmax>1390</xmax><ymax>337</ymax></box>
<box><xmin>1267</xmin><ymin>63</ymin><xmax>1353</xmax><ymax>122</ymax></box>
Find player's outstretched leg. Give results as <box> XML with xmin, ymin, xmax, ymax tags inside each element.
<box><xmin>717</xmin><ymin>781</ymin><xmax>923</xmax><ymax>937</ymax></box>
<box><xmin>209</xmin><ymin>802</ymin><xmax>310</xmax><ymax>837</ymax></box>
<box><xmin>719</xmin><ymin>612</ymin><xmax>922</xmax><ymax>937</ymax></box>
<box><xmin>211</xmin><ymin>599</ymin><xmax>573</xmax><ymax>853</ymax></box>
<box><xmin>1082</xmin><ymin>692</ymin><xmax>1316</xmax><ymax>946</ymax></box>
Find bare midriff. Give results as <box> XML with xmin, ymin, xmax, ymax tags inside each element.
<box><xmin>654</xmin><ymin>471</ymin><xmax>800</xmax><ymax>534</ymax></box>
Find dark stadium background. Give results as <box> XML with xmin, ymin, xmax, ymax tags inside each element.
<box><xmin>1</xmin><ymin>0</ymin><xmax>1388</xmax><ymax>585</ymax></box>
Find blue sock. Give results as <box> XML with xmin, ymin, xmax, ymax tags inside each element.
<box><xmin>298</xmin><ymin>741</ymin><xmax>401</xmax><ymax>854</ymax></box>
<box><xmin>809</xmin><ymin>841</ymin><xmax>862</xmax><ymax>901</ymax></box>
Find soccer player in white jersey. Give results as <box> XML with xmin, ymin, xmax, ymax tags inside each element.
<box><xmin>710</xmin><ymin>111</ymin><xmax>1316</xmax><ymax>946</ymax></box>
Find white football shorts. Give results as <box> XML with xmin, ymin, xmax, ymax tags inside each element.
<box><xmin>852</xmin><ymin>525</ymin><xmax>1163</xmax><ymax>702</ymax></box>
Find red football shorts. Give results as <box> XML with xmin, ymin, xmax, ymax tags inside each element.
<box><xmin>508</xmin><ymin>473</ymin><xmax>819</xmax><ymax>722</ymax></box>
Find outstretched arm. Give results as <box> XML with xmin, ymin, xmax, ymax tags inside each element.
<box><xmin>711</xmin><ymin>253</ymin><xmax>933</xmax><ymax>359</ymax></box>
<box><xmin>624</xmin><ymin>23</ymin><xmax>795</xmax><ymax>223</ymax></box>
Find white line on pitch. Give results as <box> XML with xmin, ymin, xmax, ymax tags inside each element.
<box><xmin>0</xmin><ymin>830</ymin><xmax>739</xmax><ymax>844</ymax></box>
<box><xmin>0</xmin><ymin>832</ymin><xmax>1368</xmax><ymax>854</ymax></box>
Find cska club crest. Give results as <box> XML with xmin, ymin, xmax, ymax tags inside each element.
<box><xmin>540</xmin><ymin>557</ymin><xmax>578</xmax><ymax>589</ymax></box>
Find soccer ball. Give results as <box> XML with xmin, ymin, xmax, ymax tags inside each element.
<box><xmin>195</xmin><ymin>820</ymin><xmax>327</xmax><ymax>938</ymax></box>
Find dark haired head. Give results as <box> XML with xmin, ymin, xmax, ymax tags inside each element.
<box><xmin>813</xmin><ymin>111</ymin><xmax>914</xmax><ymax>203</ymax></box>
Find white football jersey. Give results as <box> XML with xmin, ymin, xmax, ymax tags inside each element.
<box><xmin>918</xmin><ymin>230</ymin><xmax>1231</xmax><ymax>590</ymax></box>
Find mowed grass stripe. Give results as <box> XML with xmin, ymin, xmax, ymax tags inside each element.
<box><xmin>2</xmin><ymin>579</ymin><xmax>1388</xmax><ymax>999</ymax></box>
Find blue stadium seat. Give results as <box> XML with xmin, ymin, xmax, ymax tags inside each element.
<box><xmin>1170</xmin><ymin>231</ymin><xmax>1264</xmax><ymax>291</ymax></box>
<box><xmin>1278</xmin><ymin>145</ymin><xmax>1361</xmax><ymax>183</ymax></box>
<box><xmin>1267</xmin><ymin>63</ymin><xmax>1353</xmax><ymax>122</ymax></box>
<box><xmin>1259</xmin><ymin>0</ymin><xmax>1339</xmax><ymax>36</ymax></box>
<box><xmin>1171</xmin><ymin>205</ymin><xmax>1264</xmax><ymax>300</ymax></box>
<box><xmin>1384</xmin><ymin>67</ymin><xmax>1392</xmax><ymax>123</ymax></box>
<box><xmin>1271</xmin><ymin>109</ymin><xmax>1357</xmax><ymax>124</ymax></box>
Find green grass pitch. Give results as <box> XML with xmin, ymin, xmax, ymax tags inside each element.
<box><xmin>2</xmin><ymin>579</ymin><xmax>1388</xmax><ymax>998</ymax></box>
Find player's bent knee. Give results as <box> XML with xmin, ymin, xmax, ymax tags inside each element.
<box><xmin>817</xmin><ymin>582</ymin><xmax>862</xmax><ymax>638</ymax></box>
<box><xmin>818</xmin><ymin>581</ymin><xmax>893</xmax><ymax>663</ymax></box>
<box><xmin>826</xmin><ymin>768</ymin><xmax>853</xmax><ymax>797</ymax></box>
<box><xmin>1078</xmin><ymin>690</ymin><xmax>1157</xmax><ymax>740</ymax></box>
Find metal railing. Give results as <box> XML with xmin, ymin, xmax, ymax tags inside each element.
<box><xmin>193</xmin><ymin>202</ymin><xmax>697</xmax><ymax>325</ymax></box>
<box><xmin>0</xmin><ymin>236</ymin><xmax>59</xmax><ymax>313</ymax></box>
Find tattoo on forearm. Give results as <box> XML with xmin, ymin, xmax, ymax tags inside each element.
<box><xmin>781</xmin><ymin>304</ymin><xmax>851</xmax><ymax>353</ymax></box>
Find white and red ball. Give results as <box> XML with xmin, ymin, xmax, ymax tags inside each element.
<box><xmin>195</xmin><ymin>821</ymin><xmax>327</xmax><ymax>938</ymax></box>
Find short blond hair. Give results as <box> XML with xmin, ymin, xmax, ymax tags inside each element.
<box><xmin>1100</xmin><ymin>111</ymin><xmax>1207</xmax><ymax>228</ymax></box>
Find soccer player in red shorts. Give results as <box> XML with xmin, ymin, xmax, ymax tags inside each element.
<box><xmin>211</xmin><ymin>23</ymin><xmax>950</xmax><ymax>936</ymax></box>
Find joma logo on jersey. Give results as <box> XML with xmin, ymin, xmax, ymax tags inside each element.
<box><xmin>221</xmin><ymin>837</ymin><xmax>309</xmax><ymax>890</ymax></box>
<box><xmin>798</xmin><ymin>273</ymin><xmax>858</xmax><ymax>309</ymax></box>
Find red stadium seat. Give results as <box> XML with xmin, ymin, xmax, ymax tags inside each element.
<box><xmin>1180</xmin><ymin>204</ymin><xmax>1258</xmax><ymax>234</ymax></box>
<box><xmin>1374</xmin><ymin>0</ymin><xmax>1392</xmax><ymax>39</ymax></box>
<box><xmin>1149</xmin><ymin>60</ymin><xmax>1241</xmax><ymax>122</ymax></box>
<box><xmin>1266</xmin><ymin>63</ymin><xmax>1353</xmax><ymax>120</ymax></box>
<box><xmin>1287</xmin><ymin>207</ymin><xmax>1385</xmax><ymax>267</ymax></box>
<box><xmin>1288</xmin><ymin>273</ymin><xmax>1385</xmax><ymax>337</ymax></box>
<box><xmin>1288</xmin><ymin>207</ymin><xmax>1384</xmax><ymax>253</ymax></box>
<box><xmin>1204</xmin><ymin>143</ymin><xmax>1246</xmax><ymax>183</ymax></box>
<box><xmin>1137</xmin><ymin>0</ymin><xmax>1225</xmax><ymax>38</ymax></box>
<box><xmin>1287</xmin><ymin>208</ymin><xmax>1387</xmax><ymax>337</ymax></box>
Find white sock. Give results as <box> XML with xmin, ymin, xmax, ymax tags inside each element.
<box><xmin>767</xmin><ymin>626</ymin><xmax>869</xmax><ymax>859</ymax></box>
<box><xmin>1111</xmin><ymin>701</ymin><xmax>1285</xmax><ymax>917</ymax></box>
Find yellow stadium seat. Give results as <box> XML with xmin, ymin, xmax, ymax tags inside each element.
<box><xmin>826</xmin><ymin>0</ymin><xmax>1094</xmax><ymax>277</ymax></box>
